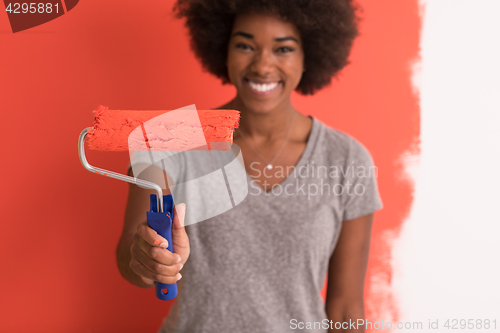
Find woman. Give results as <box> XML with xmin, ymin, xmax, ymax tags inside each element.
<box><xmin>117</xmin><ymin>1</ymin><xmax>383</xmax><ymax>332</ymax></box>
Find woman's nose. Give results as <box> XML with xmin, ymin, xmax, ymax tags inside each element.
<box><xmin>250</xmin><ymin>49</ymin><xmax>274</xmax><ymax>75</ymax></box>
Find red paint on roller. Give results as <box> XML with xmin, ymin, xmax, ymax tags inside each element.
<box><xmin>86</xmin><ymin>105</ymin><xmax>240</xmax><ymax>151</ymax></box>
<box><xmin>140</xmin><ymin>123</ymin><xmax>152</xmax><ymax>149</ymax></box>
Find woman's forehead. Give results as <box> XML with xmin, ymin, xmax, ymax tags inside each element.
<box><xmin>231</xmin><ymin>13</ymin><xmax>301</xmax><ymax>41</ymax></box>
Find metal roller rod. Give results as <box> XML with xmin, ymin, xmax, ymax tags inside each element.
<box><xmin>78</xmin><ymin>127</ymin><xmax>164</xmax><ymax>213</ymax></box>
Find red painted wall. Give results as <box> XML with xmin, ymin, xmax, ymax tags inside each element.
<box><xmin>0</xmin><ymin>0</ymin><xmax>419</xmax><ymax>331</ymax></box>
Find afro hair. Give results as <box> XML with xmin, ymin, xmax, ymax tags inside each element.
<box><xmin>173</xmin><ymin>0</ymin><xmax>361</xmax><ymax>95</ymax></box>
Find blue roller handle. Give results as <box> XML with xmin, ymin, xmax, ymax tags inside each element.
<box><xmin>147</xmin><ymin>194</ymin><xmax>178</xmax><ymax>300</ymax></box>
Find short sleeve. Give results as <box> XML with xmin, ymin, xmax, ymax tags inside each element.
<box><xmin>341</xmin><ymin>137</ymin><xmax>383</xmax><ymax>221</ymax></box>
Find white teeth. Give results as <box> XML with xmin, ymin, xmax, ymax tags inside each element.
<box><xmin>248</xmin><ymin>80</ymin><xmax>279</xmax><ymax>92</ymax></box>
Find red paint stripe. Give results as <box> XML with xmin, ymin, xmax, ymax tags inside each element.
<box><xmin>60</xmin><ymin>0</ymin><xmax>68</xmax><ymax>13</ymax></box>
<box><xmin>140</xmin><ymin>123</ymin><xmax>152</xmax><ymax>149</ymax></box>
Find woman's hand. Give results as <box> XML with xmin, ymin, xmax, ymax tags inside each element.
<box><xmin>129</xmin><ymin>203</ymin><xmax>190</xmax><ymax>286</ymax></box>
<box><xmin>326</xmin><ymin>213</ymin><xmax>374</xmax><ymax>332</ymax></box>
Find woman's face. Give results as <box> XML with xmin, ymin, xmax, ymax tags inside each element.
<box><xmin>226</xmin><ymin>13</ymin><xmax>305</xmax><ymax>114</ymax></box>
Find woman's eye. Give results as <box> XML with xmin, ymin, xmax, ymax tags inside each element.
<box><xmin>236</xmin><ymin>43</ymin><xmax>252</xmax><ymax>51</ymax></box>
<box><xmin>277</xmin><ymin>47</ymin><xmax>294</xmax><ymax>53</ymax></box>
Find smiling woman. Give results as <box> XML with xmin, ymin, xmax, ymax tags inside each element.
<box><xmin>226</xmin><ymin>14</ymin><xmax>305</xmax><ymax>115</ymax></box>
<box><xmin>174</xmin><ymin>0</ymin><xmax>359</xmax><ymax>95</ymax></box>
<box><xmin>116</xmin><ymin>1</ymin><xmax>383</xmax><ymax>333</ymax></box>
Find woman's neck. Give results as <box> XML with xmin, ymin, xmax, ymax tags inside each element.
<box><xmin>221</xmin><ymin>97</ymin><xmax>298</xmax><ymax>141</ymax></box>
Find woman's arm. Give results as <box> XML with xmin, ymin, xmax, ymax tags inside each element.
<box><xmin>325</xmin><ymin>213</ymin><xmax>374</xmax><ymax>332</ymax></box>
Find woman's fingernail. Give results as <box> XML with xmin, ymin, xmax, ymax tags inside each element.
<box><xmin>153</xmin><ymin>239</ymin><xmax>161</xmax><ymax>245</ymax></box>
<box><xmin>176</xmin><ymin>255</ymin><xmax>182</xmax><ymax>263</ymax></box>
<box><xmin>179</xmin><ymin>263</ymin><xmax>184</xmax><ymax>270</ymax></box>
<box><xmin>160</xmin><ymin>242</ymin><xmax>168</xmax><ymax>248</ymax></box>
<box><xmin>177</xmin><ymin>273</ymin><xmax>182</xmax><ymax>281</ymax></box>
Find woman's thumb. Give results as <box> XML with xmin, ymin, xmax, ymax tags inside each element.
<box><xmin>172</xmin><ymin>203</ymin><xmax>189</xmax><ymax>260</ymax></box>
<box><xmin>173</xmin><ymin>203</ymin><xmax>186</xmax><ymax>230</ymax></box>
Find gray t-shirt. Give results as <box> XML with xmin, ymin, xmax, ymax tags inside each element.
<box><xmin>150</xmin><ymin>117</ymin><xmax>383</xmax><ymax>333</ymax></box>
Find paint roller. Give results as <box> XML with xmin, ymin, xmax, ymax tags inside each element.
<box><xmin>78</xmin><ymin>105</ymin><xmax>240</xmax><ymax>300</ymax></box>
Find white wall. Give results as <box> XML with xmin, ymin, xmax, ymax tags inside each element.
<box><xmin>393</xmin><ymin>0</ymin><xmax>500</xmax><ymax>331</ymax></box>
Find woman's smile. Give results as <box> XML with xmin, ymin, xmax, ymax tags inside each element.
<box><xmin>244</xmin><ymin>78</ymin><xmax>282</xmax><ymax>96</ymax></box>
